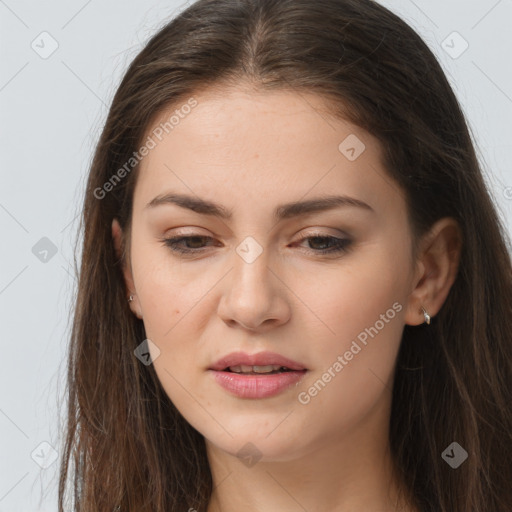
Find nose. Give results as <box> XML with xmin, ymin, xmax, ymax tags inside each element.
<box><xmin>217</xmin><ymin>249</ymin><xmax>291</xmax><ymax>332</ymax></box>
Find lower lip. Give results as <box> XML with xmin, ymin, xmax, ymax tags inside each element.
<box><xmin>209</xmin><ymin>369</ymin><xmax>307</xmax><ymax>398</ymax></box>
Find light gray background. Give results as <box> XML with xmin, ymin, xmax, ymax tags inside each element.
<box><xmin>1</xmin><ymin>0</ymin><xmax>511</xmax><ymax>510</ymax></box>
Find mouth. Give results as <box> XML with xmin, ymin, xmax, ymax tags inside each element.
<box><xmin>223</xmin><ymin>364</ymin><xmax>298</xmax><ymax>375</ymax></box>
<box><xmin>208</xmin><ymin>351</ymin><xmax>308</xmax><ymax>399</ymax></box>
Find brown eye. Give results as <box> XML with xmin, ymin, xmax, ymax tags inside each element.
<box><xmin>160</xmin><ymin>235</ymin><xmax>217</xmax><ymax>254</ymax></box>
<box><xmin>294</xmin><ymin>234</ymin><xmax>353</xmax><ymax>255</ymax></box>
<box><xmin>159</xmin><ymin>233</ymin><xmax>353</xmax><ymax>257</ymax></box>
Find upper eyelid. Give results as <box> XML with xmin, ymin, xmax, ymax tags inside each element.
<box><xmin>165</xmin><ymin>225</ymin><xmax>350</xmax><ymax>236</ymax></box>
<box><xmin>164</xmin><ymin>231</ymin><xmax>350</xmax><ymax>245</ymax></box>
<box><xmin>163</xmin><ymin>232</ymin><xmax>350</xmax><ymax>244</ymax></box>
<box><xmin>161</xmin><ymin>233</ymin><xmax>353</xmax><ymax>258</ymax></box>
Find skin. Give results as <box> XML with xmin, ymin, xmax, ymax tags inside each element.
<box><xmin>112</xmin><ymin>84</ymin><xmax>462</xmax><ymax>512</ymax></box>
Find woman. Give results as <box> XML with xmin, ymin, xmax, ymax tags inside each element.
<box><xmin>59</xmin><ymin>0</ymin><xmax>512</xmax><ymax>511</ymax></box>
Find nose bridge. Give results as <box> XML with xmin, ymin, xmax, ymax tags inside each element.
<box><xmin>231</xmin><ymin>234</ymin><xmax>273</xmax><ymax>300</ymax></box>
<box><xmin>217</xmin><ymin>234</ymin><xmax>290</xmax><ymax>330</ymax></box>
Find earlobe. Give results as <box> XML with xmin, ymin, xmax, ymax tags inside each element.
<box><xmin>112</xmin><ymin>218</ymin><xmax>142</xmax><ymax>319</ymax></box>
<box><xmin>404</xmin><ymin>217</ymin><xmax>462</xmax><ymax>326</ymax></box>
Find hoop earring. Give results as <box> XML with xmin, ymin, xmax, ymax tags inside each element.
<box><xmin>421</xmin><ymin>306</ymin><xmax>431</xmax><ymax>325</ymax></box>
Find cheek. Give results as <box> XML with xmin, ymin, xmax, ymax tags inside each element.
<box><xmin>130</xmin><ymin>249</ymin><xmax>211</xmax><ymax>398</ymax></box>
<box><xmin>295</xmin><ymin>246</ymin><xmax>407</xmax><ymax>404</ymax></box>
<box><xmin>139</xmin><ymin>280</ymin><xmax>198</xmax><ymax>351</ymax></box>
<box><xmin>131</xmin><ymin>245</ymin><xmax>204</xmax><ymax>335</ymax></box>
<box><xmin>299</xmin><ymin>243</ymin><xmax>407</xmax><ymax>346</ymax></box>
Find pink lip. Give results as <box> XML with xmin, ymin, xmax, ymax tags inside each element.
<box><xmin>209</xmin><ymin>370</ymin><xmax>307</xmax><ymax>398</ymax></box>
<box><xmin>208</xmin><ymin>351</ymin><xmax>308</xmax><ymax>399</ymax></box>
<box><xmin>209</xmin><ymin>351</ymin><xmax>306</xmax><ymax>371</ymax></box>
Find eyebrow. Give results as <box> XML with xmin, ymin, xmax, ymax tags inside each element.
<box><xmin>144</xmin><ymin>192</ymin><xmax>374</xmax><ymax>220</ymax></box>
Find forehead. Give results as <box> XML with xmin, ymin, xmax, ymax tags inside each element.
<box><xmin>133</xmin><ymin>86</ymin><xmax>404</xmax><ymax>221</ymax></box>
<box><xmin>145</xmin><ymin>85</ymin><xmax>354</xmax><ymax>149</ymax></box>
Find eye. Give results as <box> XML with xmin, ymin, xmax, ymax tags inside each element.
<box><xmin>159</xmin><ymin>233</ymin><xmax>353</xmax><ymax>257</ymax></box>
<box><xmin>293</xmin><ymin>233</ymin><xmax>353</xmax><ymax>255</ymax></box>
<box><xmin>160</xmin><ymin>235</ymin><xmax>219</xmax><ymax>255</ymax></box>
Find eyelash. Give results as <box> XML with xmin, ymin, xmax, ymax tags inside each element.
<box><xmin>159</xmin><ymin>233</ymin><xmax>352</xmax><ymax>256</ymax></box>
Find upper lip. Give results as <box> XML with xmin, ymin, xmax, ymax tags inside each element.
<box><xmin>209</xmin><ymin>351</ymin><xmax>307</xmax><ymax>371</ymax></box>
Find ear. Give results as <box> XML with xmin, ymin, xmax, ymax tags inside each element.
<box><xmin>404</xmin><ymin>217</ymin><xmax>462</xmax><ymax>326</ymax></box>
<box><xmin>112</xmin><ymin>218</ymin><xmax>143</xmax><ymax>319</ymax></box>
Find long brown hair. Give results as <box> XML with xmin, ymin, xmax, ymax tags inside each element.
<box><xmin>58</xmin><ymin>0</ymin><xmax>512</xmax><ymax>510</ymax></box>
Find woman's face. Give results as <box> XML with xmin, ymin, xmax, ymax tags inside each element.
<box><xmin>113</xmin><ymin>86</ymin><xmax>425</xmax><ymax>461</ymax></box>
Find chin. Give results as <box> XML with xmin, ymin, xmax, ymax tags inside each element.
<box><xmin>202</xmin><ymin>422</ymin><xmax>310</xmax><ymax>464</ymax></box>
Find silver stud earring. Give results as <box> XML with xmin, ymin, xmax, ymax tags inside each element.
<box><xmin>421</xmin><ymin>306</ymin><xmax>431</xmax><ymax>325</ymax></box>
<box><xmin>128</xmin><ymin>295</ymin><xmax>134</xmax><ymax>303</ymax></box>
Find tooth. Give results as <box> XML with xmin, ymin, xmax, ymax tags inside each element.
<box><xmin>228</xmin><ymin>364</ymin><xmax>289</xmax><ymax>374</ymax></box>
<box><xmin>252</xmin><ymin>365</ymin><xmax>275</xmax><ymax>373</ymax></box>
